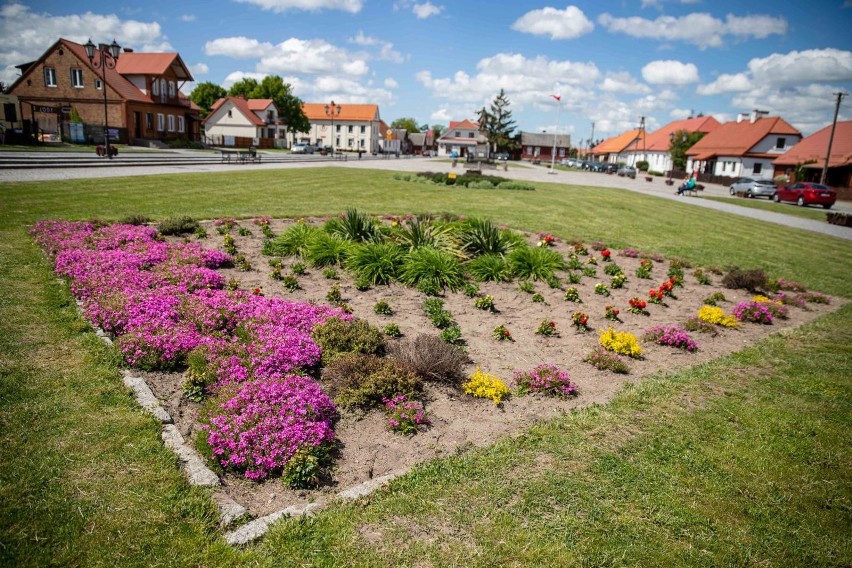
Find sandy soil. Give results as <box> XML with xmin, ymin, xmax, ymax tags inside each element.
<box><xmin>140</xmin><ymin>216</ymin><xmax>841</xmax><ymax>517</ymax></box>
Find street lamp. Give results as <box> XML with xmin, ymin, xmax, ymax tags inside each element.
<box><xmin>84</xmin><ymin>39</ymin><xmax>120</xmax><ymax>159</ymax></box>
<box><xmin>324</xmin><ymin>100</ymin><xmax>341</xmax><ymax>154</ymax></box>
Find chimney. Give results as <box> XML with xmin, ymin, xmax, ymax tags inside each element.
<box><xmin>750</xmin><ymin>109</ymin><xmax>768</xmax><ymax>123</ymax></box>
<box><xmin>737</xmin><ymin>113</ymin><xmax>747</xmax><ymax>123</ymax></box>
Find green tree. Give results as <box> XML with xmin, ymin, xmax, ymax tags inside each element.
<box><xmin>668</xmin><ymin>130</ymin><xmax>705</xmax><ymax>171</ymax></box>
<box><xmin>430</xmin><ymin>124</ymin><xmax>446</xmax><ymax>140</ymax></box>
<box><xmin>477</xmin><ymin>89</ymin><xmax>517</xmax><ymax>153</ymax></box>
<box><xmin>189</xmin><ymin>81</ymin><xmax>227</xmax><ymax>118</ymax></box>
<box><xmin>390</xmin><ymin>117</ymin><xmax>421</xmax><ymax>133</ymax></box>
<box><xmin>227</xmin><ymin>75</ymin><xmax>310</xmax><ymax>136</ymax></box>
<box><xmin>227</xmin><ymin>78</ymin><xmax>259</xmax><ymax>98</ymax></box>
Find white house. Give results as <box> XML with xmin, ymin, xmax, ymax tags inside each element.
<box><xmin>202</xmin><ymin>96</ymin><xmax>286</xmax><ymax>148</ymax></box>
<box><xmin>686</xmin><ymin>111</ymin><xmax>802</xmax><ymax>178</ymax></box>
<box><xmin>295</xmin><ymin>103</ymin><xmax>387</xmax><ymax>154</ymax></box>
<box><xmin>436</xmin><ymin>119</ymin><xmax>488</xmax><ymax>157</ymax></box>
<box><xmin>624</xmin><ymin>115</ymin><xmax>721</xmax><ymax>174</ymax></box>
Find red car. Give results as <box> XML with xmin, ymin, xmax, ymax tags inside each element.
<box><xmin>773</xmin><ymin>182</ymin><xmax>837</xmax><ymax>209</ymax></box>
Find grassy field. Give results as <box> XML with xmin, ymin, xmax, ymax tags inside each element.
<box><xmin>1</xmin><ymin>167</ymin><xmax>850</xmax><ymax>566</ymax></box>
<box><xmin>698</xmin><ymin>195</ymin><xmax>832</xmax><ymax>221</ymax></box>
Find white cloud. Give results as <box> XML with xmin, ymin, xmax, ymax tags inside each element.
<box><xmin>599</xmin><ymin>71</ymin><xmax>651</xmax><ymax>94</ymax></box>
<box><xmin>348</xmin><ymin>31</ymin><xmax>404</xmax><ymax>63</ymax></box>
<box><xmin>748</xmin><ymin>48</ymin><xmax>852</xmax><ymax>85</ymax></box>
<box><xmin>190</xmin><ymin>62</ymin><xmax>209</xmax><ymax>76</ymax></box>
<box><xmin>384</xmin><ymin>78</ymin><xmax>398</xmax><ymax>88</ymax></box>
<box><xmin>641</xmin><ymin>60</ymin><xmax>699</xmax><ymax>85</ymax></box>
<box><xmin>512</xmin><ymin>5</ymin><xmax>594</xmax><ymax>40</ymax></box>
<box><xmin>222</xmin><ymin>70</ymin><xmax>269</xmax><ymax>87</ymax></box>
<box><xmin>233</xmin><ymin>0</ymin><xmax>362</xmax><ymax>13</ymax></box>
<box><xmin>412</xmin><ymin>2</ymin><xmax>443</xmax><ymax>19</ymax></box>
<box><xmin>730</xmin><ymin>82</ymin><xmax>847</xmax><ymax>135</ymax></box>
<box><xmin>205</xmin><ymin>36</ymin><xmax>271</xmax><ymax>58</ymax></box>
<box><xmin>696</xmin><ymin>72</ymin><xmax>751</xmax><ymax>95</ymax></box>
<box><xmin>179</xmin><ymin>14</ymin><xmax>196</xmax><ymax>22</ymax></box>
<box><xmin>0</xmin><ymin>2</ymin><xmax>168</xmax><ymax>83</ymax></box>
<box><xmin>598</xmin><ymin>12</ymin><xmax>787</xmax><ymax>49</ymax></box>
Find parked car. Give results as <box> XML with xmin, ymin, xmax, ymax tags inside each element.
<box><xmin>603</xmin><ymin>163</ymin><xmax>618</xmax><ymax>174</ymax></box>
<box><xmin>729</xmin><ymin>177</ymin><xmax>776</xmax><ymax>199</ymax></box>
<box><xmin>588</xmin><ymin>162</ymin><xmax>605</xmax><ymax>172</ymax></box>
<box><xmin>773</xmin><ymin>182</ymin><xmax>837</xmax><ymax>209</ymax></box>
<box><xmin>495</xmin><ymin>152</ymin><xmax>509</xmax><ymax>161</ymax></box>
<box><xmin>617</xmin><ymin>166</ymin><xmax>637</xmax><ymax>178</ymax></box>
<box><xmin>291</xmin><ymin>143</ymin><xmax>315</xmax><ymax>154</ymax></box>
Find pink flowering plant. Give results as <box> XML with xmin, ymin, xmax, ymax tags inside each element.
<box><xmin>201</xmin><ymin>375</ymin><xmax>336</xmax><ymax>483</ymax></box>
<box><xmin>642</xmin><ymin>325</ymin><xmax>699</xmax><ymax>352</ymax></box>
<box><xmin>733</xmin><ymin>301</ymin><xmax>774</xmax><ymax>324</ymax></box>
<box><xmin>383</xmin><ymin>395</ymin><xmax>430</xmax><ymax>435</ymax></box>
<box><xmin>512</xmin><ymin>364</ymin><xmax>577</xmax><ymax>397</ymax></box>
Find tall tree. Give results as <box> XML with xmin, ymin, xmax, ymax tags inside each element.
<box><xmin>189</xmin><ymin>81</ymin><xmax>227</xmax><ymax>118</ymax></box>
<box><xmin>668</xmin><ymin>130</ymin><xmax>705</xmax><ymax>171</ymax></box>
<box><xmin>390</xmin><ymin>117</ymin><xmax>421</xmax><ymax>133</ymax></box>
<box><xmin>478</xmin><ymin>89</ymin><xmax>517</xmax><ymax>152</ymax></box>
<box><xmin>228</xmin><ymin>75</ymin><xmax>310</xmax><ymax>135</ymax></box>
<box><xmin>227</xmin><ymin>78</ymin><xmax>259</xmax><ymax>98</ymax></box>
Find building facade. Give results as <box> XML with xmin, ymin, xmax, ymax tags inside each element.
<box><xmin>8</xmin><ymin>38</ymin><xmax>200</xmax><ymax>144</ymax></box>
<box><xmin>520</xmin><ymin>132</ymin><xmax>571</xmax><ymax>162</ymax></box>
<box><xmin>436</xmin><ymin>120</ymin><xmax>487</xmax><ymax>157</ymax></box>
<box><xmin>294</xmin><ymin>103</ymin><xmax>386</xmax><ymax>153</ymax></box>
<box><xmin>203</xmin><ymin>97</ymin><xmax>287</xmax><ymax>148</ymax></box>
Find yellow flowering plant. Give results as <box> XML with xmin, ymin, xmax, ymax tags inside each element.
<box><xmin>697</xmin><ymin>305</ymin><xmax>740</xmax><ymax>328</ymax></box>
<box><xmin>598</xmin><ymin>326</ymin><xmax>643</xmax><ymax>359</ymax></box>
<box><xmin>463</xmin><ymin>367</ymin><xmax>510</xmax><ymax>404</ymax></box>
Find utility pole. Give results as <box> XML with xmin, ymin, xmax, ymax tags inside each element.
<box><xmin>821</xmin><ymin>92</ymin><xmax>846</xmax><ymax>185</ymax></box>
<box><xmin>588</xmin><ymin>121</ymin><xmax>595</xmax><ymax>159</ymax></box>
<box><xmin>639</xmin><ymin>116</ymin><xmax>646</xmax><ymax>165</ymax></box>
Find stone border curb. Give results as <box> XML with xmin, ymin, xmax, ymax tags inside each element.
<box><xmin>121</xmin><ymin>370</ymin><xmax>173</xmax><ymax>424</ymax></box>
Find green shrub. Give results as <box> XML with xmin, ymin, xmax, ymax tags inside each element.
<box><xmin>440</xmin><ymin>325</ymin><xmax>464</xmax><ymax>345</ymax></box>
<box><xmin>518</xmin><ymin>280</ymin><xmax>535</xmax><ymax>294</ymax></box>
<box><xmin>373</xmin><ymin>300</ymin><xmax>394</xmax><ymax>316</ymax></box>
<box><xmin>325</xmin><ymin>284</ymin><xmax>343</xmax><ymax>304</ymax></box>
<box><xmin>325</xmin><ymin>208</ymin><xmax>381</xmax><ymax>243</ymax></box>
<box><xmin>399</xmin><ymin>247</ymin><xmax>466</xmax><ymax>293</ymax></box>
<box><xmin>384</xmin><ymin>323</ymin><xmax>402</xmax><ymax>338</ymax></box>
<box><xmin>462</xmin><ymin>282</ymin><xmax>480</xmax><ymax>297</ymax></box>
<box><xmin>312</xmin><ymin>317</ymin><xmax>385</xmax><ymax>365</ymax></box>
<box><xmin>495</xmin><ymin>181</ymin><xmax>534</xmax><ymax>190</ymax></box>
<box><xmin>268</xmin><ymin>221</ymin><xmax>319</xmax><ymax>257</ymax></box>
<box><xmin>291</xmin><ymin>262</ymin><xmax>307</xmax><ymax>275</ymax></box>
<box><xmin>507</xmin><ymin>246</ymin><xmax>564</xmax><ymax>280</ymax></box>
<box><xmin>392</xmin><ymin>217</ymin><xmax>461</xmax><ymax>256</ymax></box>
<box><xmin>117</xmin><ymin>214</ymin><xmax>151</xmax><ymax>226</ymax></box>
<box><xmin>182</xmin><ymin>346</ymin><xmax>215</xmax><ymax>402</ymax></box>
<box><xmin>305</xmin><ymin>232</ymin><xmax>352</xmax><ymax>267</ymax></box>
<box><xmin>158</xmin><ymin>216</ymin><xmax>200</xmax><ymax>236</ymax></box>
<box><xmin>322</xmin><ymin>353</ymin><xmax>420</xmax><ymax>410</ymax></box>
<box><xmin>282</xmin><ymin>445</ymin><xmax>330</xmax><ymax>489</ymax></box>
<box><xmin>347</xmin><ymin>242</ymin><xmax>404</xmax><ymax>285</ymax></box>
<box><xmin>466</xmin><ymin>253</ymin><xmax>511</xmax><ymax>282</ymax></box>
<box><xmin>457</xmin><ymin>217</ymin><xmax>513</xmax><ymax>257</ymax></box>
<box><xmin>635</xmin><ymin>160</ymin><xmax>649</xmax><ymax>172</ymax></box>
<box><xmin>323</xmin><ymin>267</ymin><xmax>339</xmax><ymax>280</ymax></box>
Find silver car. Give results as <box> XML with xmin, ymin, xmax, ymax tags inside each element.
<box><xmin>729</xmin><ymin>177</ymin><xmax>776</xmax><ymax>199</ymax></box>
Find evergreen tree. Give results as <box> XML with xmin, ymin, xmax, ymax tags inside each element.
<box><xmin>478</xmin><ymin>89</ymin><xmax>517</xmax><ymax>152</ymax></box>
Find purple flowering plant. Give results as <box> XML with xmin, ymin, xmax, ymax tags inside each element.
<box><xmin>733</xmin><ymin>301</ymin><xmax>774</xmax><ymax>324</ymax></box>
<box><xmin>512</xmin><ymin>364</ymin><xmax>577</xmax><ymax>397</ymax></box>
<box><xmin>383</xmin><ymin>395</ymin><xmax>430</xmax><ymax>435</ymax></box>
<box><xmin>642</xmin><ymin>325</ymin><xmax>699</xmax><ymax>352</ymax></box>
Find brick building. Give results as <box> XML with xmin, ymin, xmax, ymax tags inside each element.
<box><xmin>8</xmin><ymin>38</ymin><xmax>200</xmax><ymax>144</ymax></box>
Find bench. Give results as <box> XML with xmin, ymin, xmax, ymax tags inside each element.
<box><xmin>220</xmin><ymin>149</ymin><xmax>238</xmax><ymax>163</ymax></box>
<box><xmin>682</xmin><ymin>184</ymin><xmax>704</xmax><ymax>197</ymax></box>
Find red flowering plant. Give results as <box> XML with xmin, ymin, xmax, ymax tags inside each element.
<box><xmin>492</xmin><ymin>324</ymin><xmax>514</xmax><ymax>341</ymax></box>
<box><xmin>600</xmin><ymin>248</ymin><xmax>612</xmax><ymax>262</ymax></box>
<box><xmin>604</xmin><ymin>305</ymin><xmax>621</xmax><ymax>322</ymax></box>
<box><xmin>573</xmin><ymin>243</ymin><xmax>589</xmax><ymax>255</ymax></box>
<box><xmin>648</xmin><ymin>287</ymin><xmax>665</xmax><ymax>305</ymax></box>
<box><xmin>537</xmin><ymin>233</ymin><xmax>558</xmax><ymax>247</ymax></box>
<box><xmin>535</xmin><ymin>319</ymin><xmax>559</xmax><ymax>337</ymax></box>
<box><xmin>628</xmin><ymin>297</ymin><xmax>649</xmax><ymax>315</ymax></box>
<box><xmin>572</xmin><ymin>311</ymin><xmax>591</xmax><ymax>332</ymax></box>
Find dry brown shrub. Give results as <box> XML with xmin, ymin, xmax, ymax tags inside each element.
<box><xmin>387</xmin><ymin>334</ymin><xmax>470</xmax><ymax>387</ymax></box>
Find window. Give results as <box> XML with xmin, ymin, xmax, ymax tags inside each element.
<box><xmin>336</xmin><ymin>124</ymin><xmax>341</xmax><ymax>132</ymax></box>
<box><xmin>776</xmin><ymin>137</ymin><xmax>786</xmax><ymax>149</ymax></box>
<box><xmin>227</xmin><ymin>109</ymin><xmax>232</xmax><ymax>118</ymax></box>
<box><xmin>753</xmin><ymin>163</ymin><xmax>762</xmax><ymax>175</ymax></box>
<box><xmin>168</xmin><ymin>81</ymin><xmax>175</xmax><ymax>97</ymax></box>
<box><xmin>157</xmin><ymin>113</ymin><xmax>165</xmax><ymax>131</ymax></box>
<box><xmin>3</xmin><ymin>103</ymin><xmax>17</xmax><ymax>122</ymax></box>
<box><xmin>360</xmin><ymin>125</ymin><xmax>366</xmax><ymax>134</ymax></box>
<box><xmin>146</xmin><ymin>113</ymin><xmax>153</xmax><ymax>130</ymax></box>
<box><xmin>454</xmin><ymin>131</ymin><xmax>460</xmax><ymax>137</ymax></box>
<box><xmin>468</xmin><ymin>132</ymin><xmax>474</xmax><ymax>138</ymax></box>
<box><xmin>160</xmin><ymin>79</ymin><xmax>167</xmax><ymax>97</ymax></box>
<box><xmin>348</xmin><ymin>125</ymin><xmax>353</xmax><ymax>133</ymax></box>
<box><xmin>44</xmin><ymin>67</ymin><xmax>56</xmax><ymax>87</ymax></box>
<box><xmin>71</xmin><ymin>68</ymin><xmax>83</xmax><ymax>88</ymax></box>
<box><xmin>95</xmin><ymin>78</ymin><xmax>102</xmax><ymax>90</ymax></box>
<box><xmin>152</xmin><ymin>80</ymin><xmax>159</xmax><ymax>95</ymax></box>
<box><xmin>178</xmin><ymin>116</ymin><xmax>185</xmax><ymax>133</ymax></box>
<box><xmin>167</xmin><ymin>114</ymin><xmax>175</xmax><ymax>132</ymax></box>
<box><xmin>360</xmin><ymin>139</ymin><xmax>365</xmax><ymax>148</ymax></box>
<box><xmin>335</xmin><ymin>136</ymin><xmax>340</xmax><ymax>147</ymax></box>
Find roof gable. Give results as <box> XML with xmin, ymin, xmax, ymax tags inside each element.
<box><xmin>774</xmin><ymin>120</ymin><xmax>852</xmax><ymax>168</ymax></box>
<box><xmin>592</xmin><ymin>129</ymin><xmax>644</xmax><ymax>154</ymax></box>
<box><xmin>687</xmin><ymin>117</ymin><xmax>801</xmax><ymax>159</ymax></box>
<box><xmin>301</xmin><ymin>103</ymin><xmax>380</xmax><ymax>122</ymax></box>
<box><xmin>115</xmin><ymin>52</ymin><xmax>193</xmax><ymax>81</ymax></box>
<box><xmin>642</xmin><ymin>116</ymin><xmax>721</xmax><ymax>152</ymax></box>
<box><xmin>448</xmin><ymin>119</ymin><xmax>480</xmax><ymax>131</ymax></box>
<box><xmin>203</xmin><ymin>96</ymin><xmax>265</xmax><ymax>126</ymax></box>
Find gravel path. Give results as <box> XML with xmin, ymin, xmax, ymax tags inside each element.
<box><xmin>1</xmin><ymin>151</ymin><xmax>849</xmax><ymax>240</ymax></box>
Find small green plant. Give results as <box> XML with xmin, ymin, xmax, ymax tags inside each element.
<box><xmin>566</xmin><ymin>271</ymin><xmax>582</xmax><ymax>284</ymax></box>
<box><xmin>531</xmin><ymin>292</ymin><xmax>545</xmax><ymax>303</ymax></box>
<box><xmin>703</xmin><ymin>292</ymin><xmax>727</xmax><ymax>306</ymax></box>
<box><xmin>355</xmin><ymin>276</ymin><xmax>371</xmax><ymax>291</ymax></box>
<box><xmin>373</xmin><ymin>300</ymin><xmax>394</xmax><ymax>316</ymax></box>
<box><xmin>422</xmin><ymin>298</ymin><xmax>454</xmax><ymax>328</ymax></box>
<box><xmin>193</xmin><ymin>225</ymin><xmax>208</xmax><ymax>239</ymax></box>
<box><xmin>462</xmin><ymin>282</ymin><xmax>480</xmax><ymax>297</ymax></box>
<box><xmin>610</xmin><ymin>273</ymin><xmax>626</xmax><ymax>289</ymax></box>
<box><xmin>567</xmin><ymin>256</ymin><xmax>584</xmax><ymax>270</ymax></box>
<box><xmin>564</xmin><ymin>287</ymin><xmax>581</xmax><ymax>303</ymax></box>
<box><xmin>594</xmin><ymin>283</ymin><xmax>610</xmax><ymax>296</ymax></box>
<box><xmin>545</xmin><ymin>275</ymin><xmax>562</xmax><ymax>289</ymax></box>
<box><xmin>234</xmin><ymin>254</ymin><xmax>252</xmax><ymax>272</ymax></box>
<box><xmin>582</xmin><ymin>266</ymin><xmax>597</xmax><ymax>278</ymax></box>
<box><xmin>518</xmin><ymin>280</ymin><xmax>535</xmax><ymax>294</ymax></box>
<box><xmin>225</xmin><ymin>278</ymin><xmax>240</xmax><ymax>291</ymax></box>
<box><xmin>603</xmin><ymin>263</ymin><xmax>623</xmax><ymax>276</ymax></box>
<box><xmin>492</xmin><ymin>324</ymin><xmax>513</xmax><ymax>341</ymax></box>
<box><xmin>605</xmin><ymin>305</ymin><xmax>621</xmax><ymax>322</ymax></box>
<box><xmin>535</xmin><ymin>319</ymin><xmax>558</xmax><ymax>336</ymax></box>
<box><xmin>323</xmin><ymin>267</ymin><xmax>339</xmax><ymax>280</ymax></box>
<box><xmin>282</xmin><ymin>446</ymin><xmax>329</xmax><ymax>489</ymax></box>
<box><xmin>291</xmin><ymin>262</ymin><xmax>307</xmax><ymax>276</ymax></box>
<box><xmin>635</xmin><ymin>259</ymin><xmax>653</xmax><ymax>279</ymax></box>
<box><xmin>440</xmin><ymin>324</ymin><xmax>464</xmax><ymax>345</ymax></box>
<box><xmin>694</xmin><ymin>269</ymin><xmax>712</xmax><ymax>285</ymax></box>
<box><xmin>223</xmin><ymin>234</ymin><xmax>237</xmax><ymax>255</ymax></box>
<box><xmin>326</xmin><ymin>284</ymin><xmax>343</xmax><ymax>304</ymax></box>
<box><xmin>667</xmin><ymin>266</ymin><xmax>685</xmax><ymax>286</ymax></box>
<box><xmin>271</xmin><ymin>265</ymin><xmax>283</xmax><ymax>280</ymax></box>
<box><xmin>281</xmin><ymin>274</ymin><xmax>299</xmax><ymax>292</ymax></box>
<box><xmin>383</xmin><ymin>323</ymin><xmax>402</xmax><ymax>338</ymax></box>
<box><xmin>237</xmin><ymin>226</ymin><xmax>252</xmax><ymax>237</ymax></box>
<box><xmin>474</xmin><ymin>295</ymin><xmax>496</xmax><ymax>311</ymax></box>
<box><xmin>572</xmin><ymin>311</ymin><xmax>590</xmax><ymax>331</ymax></box>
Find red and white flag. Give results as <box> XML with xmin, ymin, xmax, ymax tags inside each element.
<box><xmin>550</xmin><ymin>94</ymin><xmax>561</xmax><ymax>101</ymax></box>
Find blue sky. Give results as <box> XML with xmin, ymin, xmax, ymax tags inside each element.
<box><xmin>2</xmin><ymin>0</ymin><xmax>851</xmax><ymax>141</ymax></box>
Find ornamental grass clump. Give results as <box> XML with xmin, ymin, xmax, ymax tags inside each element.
<box><xmin>268</xmin><ymin>221</ymin><xmax>320</xmax><ymax>257</ymax></box>
<box><xmin>599</xmin><ymin>327</ymin><xmax>643</xmax><ymax>359</ymax></box>
<box><xmin>464</xmin><ymin>367</ymin><xmax>509</xmax><ymax>404</ymax></box>
<box><xmin>642</xmin><ymin>325</ymin><xmax>698</xmax><ymax>351</ymax></box>
<box><xmin>466</xmin><ymin>253</ymin><xmax>511</xmax><ymax>282</ymax></box>
<box><xmin>697</xmin><ymin>305</ymin><xmax>740</xmax><ymax>328</ymax></box>
<box><xmin>733</xmin><ymin>301</ymin><xmax>774</xmax><ymax>324</ymax></box>
<box><xmin>200</xmin><ymin>375</ymin><xmax>336</xmax><ymax>483</ymax></box>
<box><xmin>383</xmin><ymin>395</ymin><xmax>430</xmax><ymax>435</ymax></box>
<box><xmin>399</xmin><ymin>247</ymin><xmax>466</xmax><ymax>293</ymax></box>
<box><xmin>513</xmin><ymin>364</ymin><xmax>576</xmax><ymax>397</ymax></box>
<box><xmin>347</xmin><ymin>242</ymin><xmax>404</xmax><ymax>285</ymax></box>
<box><xmin>387</xmin><ymin>334</ymin><xmax>468</xmax><ymax>386</ymax></box>
<box><xmin>507</xmin><ymin>246</ymin><xmax>564</xmax><ymax>281</ymax></box>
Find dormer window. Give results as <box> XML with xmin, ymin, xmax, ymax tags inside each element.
<box><xmin>776</xmin><ymin>137</ymin><xmax>786</xmax><ymax>149</ymax></box>
<box><xmin>168</xmin><ymin>81</ymin><xmax>175</xmax><ymax>97</ymax></box>
<box><xmin>152</xmin><ymin>80</ymin><xmax>159</xmax><ymax>95</ymax></box>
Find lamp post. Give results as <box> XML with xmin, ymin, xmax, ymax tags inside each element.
<box><xmin>84</xmin><ymin>39</ymin><xmax>120</xmax><ymax>159</ymax></box>
<box><xmin>324</xmin><ymin>100</ymin><xmax>341</xmax><ymax>155</ymax></box>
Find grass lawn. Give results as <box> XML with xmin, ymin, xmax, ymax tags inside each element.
<box><xmin>1</xmin><ymin>167</ymin><xmax>850</xmax><ymax>566</ymax></box>
<box><xmin>699</xmin><ymin>195</ymin><xmax>833</xmax><ymax>222</ymax></box>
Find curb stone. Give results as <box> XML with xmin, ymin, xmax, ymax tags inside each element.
<box><xmin>121</xmin><ymin>370</ymin><xmax>173</xmax><ymax>424</ymax></box>
<box><xmin>161</xmin><ymin>424</ymin><xmax>220</xmax><ymax>486</ymax></box>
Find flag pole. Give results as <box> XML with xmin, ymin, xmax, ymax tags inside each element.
<box><xmin>549</xmin><ymin>94</ymin><xmax>561</xmax><ymax>175</ymax></box>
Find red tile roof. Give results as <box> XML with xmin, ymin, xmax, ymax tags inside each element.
<box><xmin>202</xmin><ymin>96</ymin><xmax>265</xmax><ymax>126</ymax></box>
<box><xmin>773</xmin><ymin>121</ymin><xmax>852</xmax><ymax>168</ymax></box>
<box><xmin>61</xmin><ymin>39</ymin><xmax>153</xmax><ymax>103</ymax></box>
<box><xmin>643</xmin><ymin>116</ymin><xmax>721</xmax><ymax>152</ymax></box>
<box><xmin>116</xmin><ymin>52</ymin><xmax>193</xmax><ymax>81</ymax></box>
<box><xmin>686</xmin><ymin>116</ymin><xmax>800</xmax><ymax>160</ymax></box>
<box><xmin>247</xmin><ymin>99</ymin><xmax>273</xmax><ymax>111</ymax></box>
<box><xmin>591</xmin><ymin>129</ymin><xmax>644</xmax><ymax>154</ymax></box>
<box><xmin>302</xmin><ymin>103</ymin><xmax>380</xmax><ymax>121</ymax></box>
<box><xmin>447</xmin><ymin>119</ymin><xmax>480</xmax><ymax>130</ymax></box>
